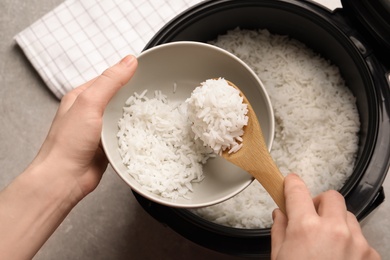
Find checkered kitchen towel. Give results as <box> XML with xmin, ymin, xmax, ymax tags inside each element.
<box><xmin>15</xmin><ymin>0</ymin><xmax>202</xmax><ymax>99</ymax></box>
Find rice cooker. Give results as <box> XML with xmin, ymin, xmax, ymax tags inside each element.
<box><xmin>133</xmin><ymin>0</ymin><xmax>390</xmax><ymax>257</ymax></box>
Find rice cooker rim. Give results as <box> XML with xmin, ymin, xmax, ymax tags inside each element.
<box><xmin>134</xmin><ymin>0</ymin><xmax>390</xmax><ymax>257</ymax></box>
<box><xmin>142</xmin><ymin>0</ymin><xmax>390</xmax><ymax>216</ymax></box>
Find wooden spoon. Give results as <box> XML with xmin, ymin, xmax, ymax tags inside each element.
<box><xmin>223</xmin><ymin>80</ymin><xmax>286</xmax><ymax>214</ymax></box>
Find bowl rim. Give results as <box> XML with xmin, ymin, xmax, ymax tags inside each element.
<box><xmin>101</xmin><ymin>41</ymin><xmax>275</xmax><ymax>208</ymax></box>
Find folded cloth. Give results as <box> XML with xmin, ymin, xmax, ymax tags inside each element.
<box><xmin>15</xmin><ymin>0</ymin><xmax>202</xmax><ymax>99</ymax></box>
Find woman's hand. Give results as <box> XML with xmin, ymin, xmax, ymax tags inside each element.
<box><xmin>30</xmin><ymin>55</ymin><xmax>138</xmax><ymax>201</ymax></box>
<box><xmin>271</xmin><ymin>174</ymin><xmax>380</xmax><ymax>260</ymax></box>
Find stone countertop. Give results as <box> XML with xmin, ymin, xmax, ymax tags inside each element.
<box><xmin>1</xmin><ymin>0</ymin><xmax>389</xmax><ymax>259</ymax></box>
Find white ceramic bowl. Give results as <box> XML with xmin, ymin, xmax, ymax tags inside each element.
<box><xmin>101</xmin><ymin>41</ymin><xmax>274</xmax><ymax>208</ymax></box>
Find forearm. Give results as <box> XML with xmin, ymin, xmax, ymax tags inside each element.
<box><xmin>0</xmin><ymin>55</ymin><xmax>136</xmax><ymax>260</ymax></box>
<box><xmin>0</xmin><ymin>163</ymin><xmax>80</xmax><ymax>260</ymax></box>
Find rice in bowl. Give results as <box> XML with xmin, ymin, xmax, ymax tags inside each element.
<box><xmin>117</xmin><ymin>90</ymin><xmax>213</xmax><ymax>200</ymax></box>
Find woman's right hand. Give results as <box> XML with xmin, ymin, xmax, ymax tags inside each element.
<box><xmin>271</xmin><ymin>173</ymin><xmax>381</xmax><ymax>260</ymax></box>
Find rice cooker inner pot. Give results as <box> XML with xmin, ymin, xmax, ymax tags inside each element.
<box><xmin>135</xmin><ymin>0</ymin><xmax>390</xmax><ymax>257</ymax></box>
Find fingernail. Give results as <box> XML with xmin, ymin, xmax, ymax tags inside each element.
<box><xmin>120</xmin><ymin>55</ymin><xmax>136</xmax><ymax>67</ymax></box>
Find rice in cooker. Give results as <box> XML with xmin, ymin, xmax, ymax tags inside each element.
<box><xmin>117</xmin><ymin>28</ymin><xmax>360</xmax><ymax>229</ymax></box>
<box><xmin>191</xmin><ymin>28</ymin><xmax>360</xmax><ymax>228</ymax></box>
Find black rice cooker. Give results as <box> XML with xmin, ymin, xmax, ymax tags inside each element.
<box><xmin>133</xmin><ymin>0</ymin><xmax>390</xmax><ymax>258</ymax></box>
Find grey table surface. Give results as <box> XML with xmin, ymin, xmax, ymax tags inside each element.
<box><xmin>1</xmin><ymin>0</ymin><xmax>389</xmax><ymax>259</ymax></box>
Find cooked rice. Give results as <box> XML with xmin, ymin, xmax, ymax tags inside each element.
<box><xmin>117</xmin><ymin>90</ymin><xmax>213</xmax><ymax>200</ymax></box>
<box><xmin>191</xmin><ymin>28</ymin><xmax>360</xmax><ymax>228</ymax></box>
<box><xmin>186</xmin><ymin>78</ymin><xmax>248</xmax><ymax>155</ymax></box>
<box><xmin>117</xmin><ymin>28</ymin><xmax>360</xmax><ymax>228</ymax></box>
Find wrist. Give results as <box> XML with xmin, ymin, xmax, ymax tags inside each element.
<box><xmin>24</xmin><ymin>159</ymin><xmax>83</xmax><ymax>209</ymax></box>
<box><xmin>0</xmin><ymin>161</ymin><xmax>81</xmax><ymax>259</ymax></box>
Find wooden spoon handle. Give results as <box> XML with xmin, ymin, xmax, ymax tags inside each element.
<box><xmin>246</xmin><ymin>152</ymin><xmax>286</xmax><ymax>214</ymax></box>
<box><xmin>223</xmin><ymin>80</ymin><xmax>286</xmax><ymax>214</ymax></box>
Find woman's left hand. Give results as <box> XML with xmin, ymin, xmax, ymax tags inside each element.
<box><xmin>31</xmin><ymin>55</ymin><xmax>138</xmax><ymax>201</ymax></box>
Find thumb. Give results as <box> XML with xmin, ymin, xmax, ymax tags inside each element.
<box><xmin>74</xmin><ymin>55</ymin><xmax>138</xmax><ymax>115</ymax></box>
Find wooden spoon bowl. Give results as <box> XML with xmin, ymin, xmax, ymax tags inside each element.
<box><xmin>223</xmin><ymin>81</ymin><xmax>286</xmax><ymax>214</ymax></box>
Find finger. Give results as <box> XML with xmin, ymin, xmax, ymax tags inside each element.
<box><xmin>313</xmin><ymin>190</ymin><xmax>347</xmax><ymax>220</ymax></box>
<box><xmin>345</xmin><ymin>212</ymin><xmax>381</xmax><ymax>259</ymax></box>
<box><xmin>271</xmin><ymin>208</ymin><xmax>287</xmax><ymax>259</ymax></box>
<box><xmin>284</xmin><ymin>173</ymin><xmax>316</xmax><ymax>219</ymax></box>
<box><xmin>346</xmin><ymin>211</ymin><xmax>362</xmax><ymax>234</ymax></box>
<box><xmin>72</xmin><ymin>55</ymin><xmax>138</xmax><ymax>115</ymax></box>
